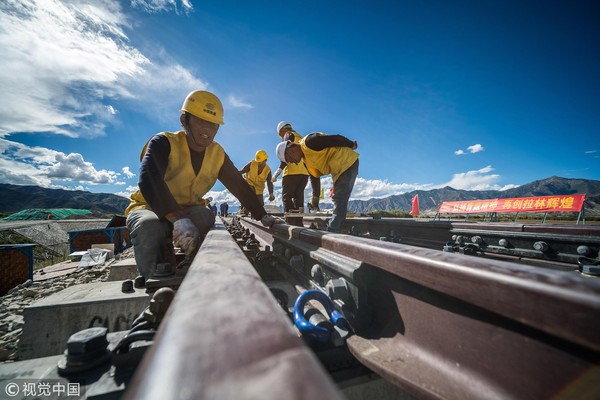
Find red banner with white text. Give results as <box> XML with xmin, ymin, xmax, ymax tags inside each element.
<box><xmin>438</xmin><ymin>194</ymin><xmax>586</xmax><ymax>214</ymax></box>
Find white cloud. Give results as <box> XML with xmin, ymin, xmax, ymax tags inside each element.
<box><xmin>350</xmin><ymin>177</ymin><xmax>433</xmax><ymax>200</ymax></box>
<box><xmin>115</xmin><ymin>185</ymin><xmax>138</xmax><ymax>198</ymax></box>
<box><xmin>0</xmin><ymin>0</ymin><xmax>205</xmax><ymax>138</ymax></box>
<box><xmin>122</xmin><ymin>166</ymin><xmax>135</xmax><ymax>179</ymax></box>
<box><xmin>585</xmin><ymin>150</ymin><xmax>597</xmax><ymax>154</ymax></box>
<box><xmin>227</xmin><ymin>95</ymin><xmax>254</xmax><ymax>109</ymax></box>
<box><xmin>131</xmin><ymin>0</ymin><xmax>193</xmax><ymax>14</ymax></box>
<box><xmin>467</xmin><ymin>144</ymin><xmax>484</xmax><ymax>153</ymax></box>
<box><xmin>442</xmin><ymin>165</ymin><xmax>503</xmax><ymax>190</ymax></box>
<box><xmin>454</xmin><ymin>143</ymin><xmax>484</xmax><ymax>155</ymax></box>
<box><xmin>0</xmin><ymin>138</ymin><xmax>120</xmax><ymax>187</ymax></box>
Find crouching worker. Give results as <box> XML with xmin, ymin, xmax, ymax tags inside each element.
<box><xmin>276</xmin><ymin>132</ymin><xmax>359</xmax><ymax>233</ymax></box>
<box><xmin>125</xmin><ymin>90</ymin><xmax>282</xmax><ymax>279</ymax></box>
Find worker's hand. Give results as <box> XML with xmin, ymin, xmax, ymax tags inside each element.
<box><xmin>173</xmin><ymin>218</ymin><xmax>199</xmax><ymax>255</ymax></box>
<box><xmin>269</xmin><ymin>193</ymin><xmax>275</xmax><ymax>201</ymax></box>
<box><xmin>272</xmin><ymin>168</ymin><xmax>282</xmax><ymax>182</ymax></box>
<box><xmin>352</xmin><ymin>140</ymin><xmax>358</xmax><ymax>150</ymax></box>
<box><xmin>261</xmin><ymin>214</ymin><xmax>284</xmax><ymax>228</ymax></box>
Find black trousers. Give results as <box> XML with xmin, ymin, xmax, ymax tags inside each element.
<box><xmin>282</xmin><ymin>174</ymin><xmax>309</xmax><ymax>212</ymax></box>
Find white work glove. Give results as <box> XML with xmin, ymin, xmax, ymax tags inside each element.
<box><xmin>173</xmin><ymin>218</ymin><xmax>199</xmax><ymax>255</ymax></box>
<box><xmin>271</xmin><ymin>168</ymin><xmax>282</xmax><ymax>182</ymax></box>
<box><xmin>269</xmin><ymin>193</ymin><xmax>275</xmax><ymax>202</ymax></box>
<box><xmin>261</xmin><ymin>214</ymin><xmax>284</xmax><ymax>228</ymax></box>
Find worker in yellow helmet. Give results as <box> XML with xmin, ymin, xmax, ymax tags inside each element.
<box><xmin>125</xmin><ymin>90</ymin><xmax>282</xmax><ymax>279</ymax></box>
<box><xmin>272</xmin><ymin>121</ymin><xmax>321</xmax><ymax>213</ymax></box>
<box><xmin>276</xmin><ymin>132</ymin><xmax>359</xmax><ymax>232</ymax></box>
<box><xmin>239</xmin><ymin>150</ymin><xmax>276</xmax><ymax>207</ymax></box>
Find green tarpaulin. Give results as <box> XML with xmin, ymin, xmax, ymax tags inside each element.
<box><xmin>1</xmin><ymin>208</ymin><xmax>92</xmax><ymax>221</ymax></box>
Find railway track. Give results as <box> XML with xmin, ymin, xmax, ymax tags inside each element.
<box><xmin>2</xmin><ymin>216</ymin><xmax>599</xmax><ymax>399</ymax></box>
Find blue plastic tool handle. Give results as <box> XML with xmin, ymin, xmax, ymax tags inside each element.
<box><xmin>293</xmin><ymin>289</ymin><xmax>347</xmax><ymax>342</ymax></box>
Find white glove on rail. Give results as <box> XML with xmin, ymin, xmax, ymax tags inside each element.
<box><xmin>271</xmin><ymin>168</ymin><xmax>283</xmax><ymax>182</ymax></box>
<box><xmin>173</xmin><ymin>218</ymin><xmax>199</xmax><ymax>255</ymax></box>
<box><xmin>261</xmin><ymin>214</ymin><xmax>284</xmax><ymax>228</ymax></box>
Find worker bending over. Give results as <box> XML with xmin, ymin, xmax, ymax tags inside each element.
<box><xmin>272</xmin><ymin>121</ymin><xmax>320</xmax><ymax>212</ymax></box>
<box><xmin>125</xmin><ymin>90</ymin><xmax>281</xmax><ymax>279</ymax></box>
<box><xmin>276</xmin><ymin>132</ymin><xmax>358</xmax><ymax>232</ymax></box>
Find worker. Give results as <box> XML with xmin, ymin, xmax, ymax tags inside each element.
<box><xmin>276</xmin><ymin>132</ymin><xmax>359</xmax><ymax>232</ymax></box>
<box><xmin>205</xmin><ymin>197</ymin><xmax>217</xmax><ymax>216</ymax></box>
<box><xmin>125</xmin><ymin>90</ymin><xmax>282</xmax><ymax>279</ymax></box>
<box><xmin>272</xmin><ymin>121</ymin><xmax>320</xmax><ymax>213</ymax></box>
<box><xmin>240</xmin><ymin>150</ymin><xmax>276</xmax><ymax>206</ymax></box>
<box><xmin>219</xmin><ymin>202</ymin><xmax>229</xmax><ymax>217</ymax></box>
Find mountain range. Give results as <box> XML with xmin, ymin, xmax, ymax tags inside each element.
<box><xmin>0</xmin><ymin>184</ymin><xmax>129</xmax><ymax>216</ymax></box>
<box><xmin>349</xmin><ymin>176</ymin><xmax>600</xmax><ymax>216</ymax></box>
<box><xmin>0</xmin><ymin>176</ymin><xmax>599</xmax><ymax>217</ymax></box>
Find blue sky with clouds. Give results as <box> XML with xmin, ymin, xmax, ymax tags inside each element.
<box><xmin>0</xmin><ymin>1</ymin><xmax>598</xmax><ymax>208</ymax></box>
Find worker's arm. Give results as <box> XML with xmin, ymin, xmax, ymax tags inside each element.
<box><xmin>138</xmin><ymin>135</ymin><xmax>186</xmax><ymax>222</ymax></box>
<box><xmin>239</xmin><ymin>162</ymin><xmax>251</xmax><ymax>174</ymax></box>
<box><xmin>218</xmin><ymin>155</ymin><xmax>267</xmax><ymax>220</ymax></box>
<box><xmin>304</xmin><ymin>133</ymin><xmax>357</xmax><ymax>151</ymax></box>
<box><xmin>266</xmin><ymin>170</ymin><xmax>274</xmax><ymax>195</ymax></box>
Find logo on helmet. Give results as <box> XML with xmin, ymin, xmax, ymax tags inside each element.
<box><xmin>203</xmin><ymin>102</ymin><xmax>216</xmax><ymax>116</ymax></box>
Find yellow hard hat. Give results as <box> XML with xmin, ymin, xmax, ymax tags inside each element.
<box><xmin>181</xmin><ymin>90</ymin><xmax>224</xmax><ymax>125</ymax></box>
<box><xmin>255</xmin><ymin>150</ymin><xmax>268</xmax><ymax>162</ymax></box>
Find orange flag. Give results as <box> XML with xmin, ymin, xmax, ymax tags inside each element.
<box><xmin>409</xmin><ymin>194</ymin><xmax>420</xmax><ymax>216</ymax></box>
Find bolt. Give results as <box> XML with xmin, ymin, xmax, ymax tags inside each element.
<box><xmin>311</xmin><ymin>264</ymin><xmax>324</xmax><ymax>286</ymax></box>
<box><xmin>121</xmin><ymin>279</ymin><xmax>134</xmax><ymax>293</ymax></box>
<box><xmin>499</xmin><ymin>238</ymin><xmax>509</xmax><ymax>247</ymax></box>
<box><xmin>471</xmin><ymin>236</ymin><xmax>483</xmax><ymax>244</ymax></box>
<box><xmin>134</xmin><ymin>276</ymin><xmax>145</xmax><ymax>288</ymax></box>
<box><xmin>577</xmin><ymin>245</ymin><xmax>592</xmax><ymax>256</ymax></box>
<box><xmin>66</xmin><ymin>327</ymin><xmax>108</xmax><ymax>355</ymax></box>
<box><xmin>533</xmin><ymin>241</ymin><xmax>549</xmax><ymax>252</ymax></box>
<box><xmin>149</xmin><ymin>287</ymin><xmax>176</xmax><ymax>318</ymax></box>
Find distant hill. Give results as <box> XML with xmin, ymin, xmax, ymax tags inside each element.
<box><xmin>0</xmin><ymin>184</ymin><xmax>129</xmax><ymax>216</ymax></box>
<box><xmin>348</xmin><ymin>176</ymin><xmax>600</xmax><ymax>215</ymax></box>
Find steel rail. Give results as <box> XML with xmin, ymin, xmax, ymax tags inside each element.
<box><xmin>124</xmin><ymin>221</ymin><xmax>344</xmax><ymax>400</ymax></box>
<box><xmin>239</xmin><ymin>217</ymin><xmax>600</xmax><ymax>400</ymax></box>
<box><xmin>300</xmin><ymin>217</ymin><xmax>600</xmax><ymax>265</ymax></box>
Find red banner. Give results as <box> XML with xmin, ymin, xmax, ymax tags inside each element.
<box><xmin>438</xmin><ymin>194</ymin><xmax>586</xmax><ymax>214</ymax></box>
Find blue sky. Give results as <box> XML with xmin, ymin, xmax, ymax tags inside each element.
<box><xmin>0</xmin><ymin>1</ymin><xmax>598</xmax><ymax>208</ymax></box>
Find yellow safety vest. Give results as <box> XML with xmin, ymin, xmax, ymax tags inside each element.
<box><xmin>244</xmin><ymin>160</ymin><xmax>271</xmax><ymax>195</ymax></box>
<box><xmin>299</xmin><ymin>133</ymin><xmax>359</xmax><ymax>183</ymax></box>
<box><xmin>283</xmin><ymin>131</ymin><xmax>309</xmax><ymax>177</ymax></box>
<box><xmin>125</xmin><ymin>131</ymin><xmax>225</xmax><ymax>215</ymax></box>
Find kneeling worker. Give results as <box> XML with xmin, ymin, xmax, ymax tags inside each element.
<box><xmin>125</xmin><ymin>90</ymin><xmax>281</xmax><ymax>279</ymax></box>
<box><xmin>276</xmin><ymin>132</ymin><xmax>359</xmax><ymax>232</ymax></box>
